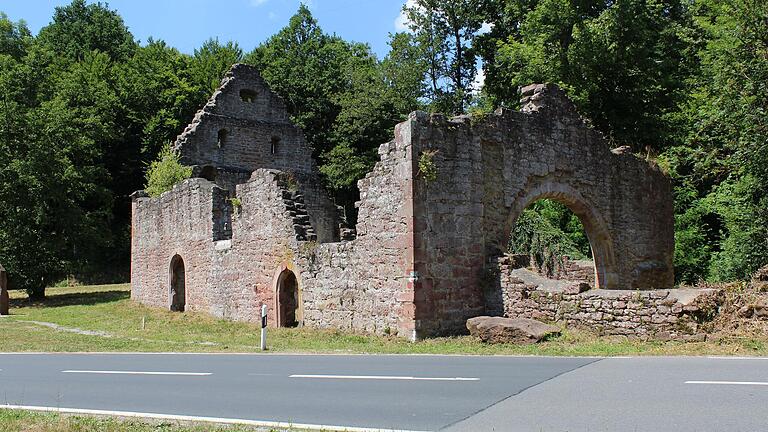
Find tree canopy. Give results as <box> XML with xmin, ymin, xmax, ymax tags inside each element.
<box><xmin>0</xmin><ymin>0</ymin><xmax>766</xmax><ymax>297</ymax></box>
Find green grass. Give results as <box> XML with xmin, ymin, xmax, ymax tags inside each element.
<box><xmin>0</xmin><ymin>409</ymin><xmax>287</xmax><ymax>431</ymax></box>
<box><xmin>1</xmin><ymin>284</ymin><xmax>767</xmax><ymax>356</ymax></box>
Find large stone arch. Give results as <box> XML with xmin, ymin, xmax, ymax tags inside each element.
<box><xmin>504</xmin><ymin>180</ymin><xmax>618</xmax><ymax>289</ymax></box>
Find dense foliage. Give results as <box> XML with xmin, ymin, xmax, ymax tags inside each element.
<box><xmin>144</xmin><ymin>144</ymin><xmax>192</xmax><ymax>198</ymax></box>
<box><xmin>0</xmin><ymin>0</ymin><xmax>766</xmax><ymax>297</ymax></box>
<box><xmin>510</xmin><ymin>199</ymin><xmax>591</xmax><ymax>276</ymax></box>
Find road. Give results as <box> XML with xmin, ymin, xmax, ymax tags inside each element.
<box><xmin>0</xmin><ymin>353</ymin><xmax>766</xmax><ymax>431</ymax></box>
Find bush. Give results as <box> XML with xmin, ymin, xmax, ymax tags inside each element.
<box><xmin>144</xmin><ymin>143</ymin><xmax>192</xmax><ymax>197</ymax></box>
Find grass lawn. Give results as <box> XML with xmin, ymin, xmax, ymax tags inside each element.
<box><xmin>0</xmin><ymin>284</ymin><xmax>766</xmax><ymax>356</ymax></box>
<box><xmin>0</xmin><ymin>409</ymin><xmax>285</xmax><ymax>432</ymax></box>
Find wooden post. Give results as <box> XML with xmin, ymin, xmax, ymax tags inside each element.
<box><xmin>0</xmin><ymin>263</ymin><xmax>9</xmax><ymax>316</ymax></box>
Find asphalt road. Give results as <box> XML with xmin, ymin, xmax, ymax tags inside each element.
<box><xmin>0</xmin><ymin>353</ymin><xmax>766</xmax><ymax>431</ymax></box>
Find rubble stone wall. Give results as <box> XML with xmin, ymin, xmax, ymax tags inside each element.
<box><xmin>404</xmin><ymin>84</ymin><xmax>674</xmax><ymax>336</ymax></box>
<box><xmin>132</xmin><ymin>72</ymin><xmax>677</xmax><ymax>340</ymax></box>
<box><xmin>131</xmin><ymin>163</ymin><xmax>411</xmax><ymax>334</ymax></box>
<box><xmin>174</xmin><ymin>64</ymin><xmax>339</xmax><ymax>242</ymax></box>
<box><xmin>487</xmin><ymin>256</ymin><xmax>721</xmax><ymax>340</ymax></box>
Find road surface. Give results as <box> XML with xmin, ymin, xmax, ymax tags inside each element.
<box><xmin>0</xmin><ymin>353</ymin><xmax>766</xmax><ymax>431</ymax></box>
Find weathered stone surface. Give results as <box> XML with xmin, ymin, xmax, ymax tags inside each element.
<box><xmin>0</xmin><ymin>263</ymin><xmax>8</xmax><ymax>316</ymax></box>
<box><xmin>484</xmin><ymin>261</ymin><xmax>722</xmax><ymax>340</ymax></box>
<box><xmin>467</xmin><ymin>316</ymin><xmax>560</xmax><ymax>344</ymax></box>
<box><xmin>753</xmin><ymin>300</ymin><xmax>768</xmax><ymax>319</ymax></box>
<box><xmin>752</xmin><ymin>265</ymin><xmax>768</xmax><ymax>293</ymax></box>
<box><xmin>131</xmin><ymin>73</ymin><xmax>676</xmax><ymax>340</ymax></box>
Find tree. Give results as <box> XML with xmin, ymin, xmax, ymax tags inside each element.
<box><xmin>36</xmin><ymin>0</ymin><xmax>136</xmax><ymax>62</ymax></box>
<box><xmin>245</xmin><ymin>5</ymin><xmax>347</xmax><ymax>157</ymax></box>
<box><xmin>486</xmin><ymin>0</ymin><xmax>697</xmax><ymax>151</ymax></box>
<box><xmin>402</xmin><ymin>0</ymin><xmax>485</xmax><ymax>113</ymax></box>
<box><xmin>246</xmin><ymin>6</ymin><xmax>418</xmax><ymax>214</ymax></box>
<box><xmin>669</xmin><ymin>0</ymin><xmax>768</xmax><ymax>281</ymax></box>
<box><xmin>189</xmin><ymin>38</ymin><xmax>243</xmax><ymax>96</ymax></box>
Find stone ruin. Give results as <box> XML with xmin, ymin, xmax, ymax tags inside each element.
<box><xmin>131</xmin><ymin>64</ymin><xmax>718</xmax><ymax>340</ymax></box>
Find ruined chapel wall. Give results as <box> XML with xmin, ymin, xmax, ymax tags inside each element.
<box><xmin>406</xmin><ymin>113</ymin><xmax>488</xmax><ymax>336</ymax></box>
<box><xmin>404</xmin><ymin>86</ymin><xmax>674</xmax><ymax>336</ymax></box>
<box><xmin>490</xmin><ymin>256</ymin><xmax>720</xmax><ymax>341</ymax></box>
<box><xmin>173</xmin><ymin>64</ymin><xmax>339</xmax><ymax>242</ymax></box>
<box><xmin>492</xmin><ymin>87</ymin><xmax>674</xmax><ymax>290</ymax></box>
<box><xmin>204</xmin><ymin>170</ymin><xmax>301</xmax><ymax>323</ymax></box>
<box><xmin>131</xmin><ymin>178</ymin><xmax>222</xmax><ymax>310</ymax></box>
<box><xmin>298</xmin><ymin>133</ymin><xmax>416</xmax><ymax>336</ymax></box>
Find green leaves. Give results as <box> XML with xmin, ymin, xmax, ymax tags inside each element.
<box><xmin>144</xmin><ymin>143</ymin><xmax>192</xmax><ymax>198</ymax></box>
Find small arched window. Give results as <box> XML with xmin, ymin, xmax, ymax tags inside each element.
<box><xmin>217</xmin><ymin>129</ymin><xmax>228</xmax><ymax>148</ymax></box>
<box><xmin>240</xmin><ymin>89</ymin><xmax>257</xmax><ymax>103</ymax></box>
<box><xmin>271</xmin><ymin>136</ymin><xmax>280</xmax><ymax>155</ymax></box>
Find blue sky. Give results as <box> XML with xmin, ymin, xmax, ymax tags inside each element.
<box><xmin>1</xmin><ymin>0</ymin><xmax>411</xmax><ymax>58</ymax></box>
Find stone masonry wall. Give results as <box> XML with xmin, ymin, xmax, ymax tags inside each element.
<box><xmin>403</xmin><ymin>84</ymin><xmax>675</xmax><ymax>336</ymax></box>
<box><xmin>132</xmin><ymin>78</ymin><xmax>677</xmax><ymax>340</ymax></box>
<box><xmin>488</xmin><ymin>256</ymin><xmax>722</xmax><ymax>340</ymax></box>
<box><xmin>131</xmin><ymin>178</ymin><xmax>222</xmax><ymax>310</ymax></box>
<box><xmin>174</xmin><ymin>64</ymin><xmax>340</xmax><ymax>243</ymax></box>
<box><xmin>132</xmin><ymin>162</ymin><xmax>412</xmax><ymax>334</ymax></box>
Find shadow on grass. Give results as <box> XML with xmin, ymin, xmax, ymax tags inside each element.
<box><xmin>10</xmin><ymin>290</ymin><xmax>130</xmax><ymax>308</ymax></box>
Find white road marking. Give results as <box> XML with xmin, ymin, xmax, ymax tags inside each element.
<box><xmin>685</xmin><ymin>381</ymin><xmax>768</xmax><ymax>386</ymax></box>
<box><xmin>0</xmin><ymin>405</ymin><xmax>427</xmax><ymax>432</ymax></box>
<box><xmin>61</xmin><ymin>370</ymin><xmax>211</xmax><ymax>376</ymax></box>
<box><xmin>706</xmin><ymin>356</ymin><xmax>768</xmax><ymax>360</ymax></box>
<box><xmin>289</xmin><ymin>374</ymin><xmax>479</xmax><ymax>381</ymax></box>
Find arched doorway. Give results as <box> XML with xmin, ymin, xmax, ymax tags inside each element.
<box><xmin>170</xmin><ymin>255</ymin><xmax>186</xmax><ymax>312</ymax></box>
<box><xmin>276</xmin><ymin>270</ymin><xmax>299</xmax><ymax>327</ymax></box>
<box><xmin>506</xmin><ymin>183</ymin><xmax>618</xmax><ymax>289</ymax></box>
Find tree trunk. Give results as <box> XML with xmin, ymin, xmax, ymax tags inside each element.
<box><xmin>27</xmin><ymin>287</ymin><xmax>46</xmax><ymax>301</ymax></box>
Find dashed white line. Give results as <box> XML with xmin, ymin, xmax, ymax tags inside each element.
<box><xmin>61</xmin><ymin>370</ymin><xmax>211</xmax><ymax>376</ymax></box>
<box><xmin>289</xmin><ymin>374</ymin><xmax>479</xmax><ymax>381</ymax></box>
<box><xmin>0</xmin><ymin>405</ymin><xmax>427</xmax><ymax>432</ymax></box>
<box><xmin>685</xmin><ymin>381</ymin><xmax>768</xmax><ymax>386</ymax></box>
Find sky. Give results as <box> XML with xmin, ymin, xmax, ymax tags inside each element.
<box><xmin>1</xmin><ymin>0</ymin><xmax>412</xmax><ymax>59</ymax></box>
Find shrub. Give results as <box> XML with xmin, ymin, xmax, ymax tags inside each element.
<box><xmin>144</xmin><ymin>143</ymin><xmax>192</xmax><ymax>197</ymax></box>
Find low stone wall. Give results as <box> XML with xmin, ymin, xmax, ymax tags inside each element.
<box><xmin>486</xmin><ymin>256</ymin><xmax>723</xmax><ymax>340</ymax></box>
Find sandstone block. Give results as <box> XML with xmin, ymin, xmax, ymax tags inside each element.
<box><xmin>467</xmin><ymin>316</ymin><xmax>560</xmax><ymax>344</ymax></box>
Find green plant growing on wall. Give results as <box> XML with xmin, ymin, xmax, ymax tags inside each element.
<box><xmin>144</xmin><ymin>143</ymin><xmax>192</xmax><ymax>197</ymax></box>
<box><xmin>417</xmin><ymin>149</ymin><xmax>439</xmax><ymax>182</ymax></box>
<box><xmin>230</xmin><ymin>197</ymin><xmax>242</xmax><ymax>217</ymax></box>
<box><xmin>284</xmin><ymin>172</ymin><xmax>300</xmax><ymax>193</ymax></box>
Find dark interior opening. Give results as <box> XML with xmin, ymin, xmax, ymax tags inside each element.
<box><xmin>240</xmin><ymin>89</ymin><xmax>257</xmax><ymax>103</ymax></box>
<box><xmin>217</xmin><ymin>129</ymin><xmax>228</xmax><ymax>148</ymax></box>
<box><xmin>170</xmin><ymin>255</ymin><xmax>186</xmax><ymax>312</ymax></box>
<box><xmin>277</xmin><ymin>270</ymin><xmax>299</xmax><ymax>327</ymax></box>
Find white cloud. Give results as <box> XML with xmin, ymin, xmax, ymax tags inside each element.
<box><xmin>394</xmin><ymin>0</ymin><xmax>418</xmax><ymax>32</ymax></box>
<box><xmin>250</xmin><ymin>0</ymin><xmax>269</xmax><ymax>6</ymax></box>
<box><xmin>477</xmin><ymin>22</ymin><xmax>494</xmax><ymax>35</ymax></box>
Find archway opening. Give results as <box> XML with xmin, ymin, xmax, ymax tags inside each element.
<box><xmin>276</xmin><ymin>270</ymin><xmax>299</xmax><ymax>327</ymax></box>
<box><xmin>505</xmin><ymin>184</ymin><xmax>618</xmax><ymax>289</ymax></box>
<box><xmin>170</xmin><ymin>255</ymin><xmax>186</xmax><ymax>312</ymax></box>
<box><xmin>509</xmin><ymin>199</ymin><xmax>595</xmax><ymax>285</ymax></box>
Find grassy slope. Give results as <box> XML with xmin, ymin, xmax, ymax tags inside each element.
<box><xmin>0</xmin><ymin>409</ymin><xmax>276</xmax><ymax>432</ymax></box>
<box><xmin>0</xmin><ymin>284</ymin><xmax>766</xmax><ymax>356</ymax></box>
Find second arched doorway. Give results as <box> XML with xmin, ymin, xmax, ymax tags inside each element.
<box><xmin>169</xmin><ymin>255</ymin><xmax>186</xmax><ymax>312</ymax></box>
<box><xmin>276</xmin><ymin>269</ymin><xmax>300</xmax><ymax>327</ymax></box>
